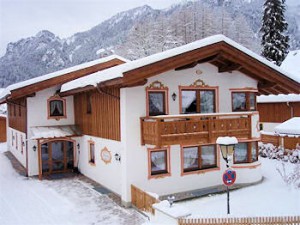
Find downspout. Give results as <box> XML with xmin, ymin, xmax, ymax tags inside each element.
<box><xmin>286</xmin><ymin>102</ymin><xmax>294</xmax><ymax>118</ymax></box>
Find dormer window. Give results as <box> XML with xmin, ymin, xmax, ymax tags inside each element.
<box><xmin>48</xmin><ymin>96</ymin><xmax>66</xmax><ymax>120</ymax></box>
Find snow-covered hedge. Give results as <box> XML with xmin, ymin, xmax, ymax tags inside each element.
<box><xmin>259</xmin><ymin>142</ymin><xmax>300</xmax><ymax>163</ymax></box>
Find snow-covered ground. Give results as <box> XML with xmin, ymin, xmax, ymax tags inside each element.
<box><xmin>0</xmin><ymin>143</ymin><xmax>146</xmax><ymax>225</ymax></box>
<box><xmin>177</xmin><ymin>157</ymin><xmax>300</xmax><ymax>218</ymax></box>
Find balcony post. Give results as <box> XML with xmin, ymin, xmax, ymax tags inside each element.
<box><xmin>248</xmin><ymin>114</ymin><xmax>252</xmax><ymax>139</ymax></box>
<box><xmin>156</xmin><ymin>118</ymin><xmax>162</xmax><ymax>147</ymax></box>
<box><xmin>208</xmin><ymin>117</ymin><xmax>213</xmax><ymax>143</ymax></box>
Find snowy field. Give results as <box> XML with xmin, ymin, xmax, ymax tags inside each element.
<box><xmin>177</xmin><ymin>157</ymin><xmax>300</xmax><ymax>218</ymax></box>
<box><xmin>0</xmin><ymin>143</ymin><xmax>146</xmax><ymax>225</ymax></box>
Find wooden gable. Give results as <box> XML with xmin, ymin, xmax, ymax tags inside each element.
<box><xmin>100</xmin><ymin>42</ymin><xmax>300</xmax><ymax>95</ymax></box>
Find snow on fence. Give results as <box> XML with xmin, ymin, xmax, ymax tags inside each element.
<box><xmin>131</xmin><ymin>185</ymin><xmax>159</xmax><ymax>215</ymax></box>
<box><xmin>178</xmin><ymin>216</ymin><xmax>300</xmax><ymax>225</ymax></box>
<box><xmin>261</xmin><ymin>133</ymin><xmax>300</xmax><ymax>150</ymax></box>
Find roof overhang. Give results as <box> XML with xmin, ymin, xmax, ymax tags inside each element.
<box><xmin>61</xmin><ymin>38</ymin><xmax>300</xmax><ymax>96</ymax></box>
<box><xmin>30</xmin><ymin>125</ymin><xmax>81</xmax><ymax>140</ymax></box>
<box><xmin>0</xmin><ymin>56</ymin><xmax>127</xmax><ymax>103</ymax></box>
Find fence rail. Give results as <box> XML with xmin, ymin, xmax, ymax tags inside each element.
<box><xmin>131</xmin><ymin>185</ymin><xmax>159</xmax><ymax>215</ymax></box>
<box><xmin>261</xmin><ymin>133</ymin><xmax>300</xmax><ymax>150</ymax></box>
<box><xmin>179</xmin><ymin>216</ymin><xmax>300</xmax><ymax>225</ymax></box>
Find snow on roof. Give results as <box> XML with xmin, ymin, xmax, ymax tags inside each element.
<box><xmin>0</xmin><ymin>55</ymin><xmax>128</xmax><ymax>100</ymax></box>
<box><xmin>61</xmin><ymin>34</ymin><xmax>300</xmax><ymax>93</ymax></box>
<box><xmin>274</xmin><ymin>117</ymin><xmax>300</xmax><ymax>135</ymax></box>
<box><xmin>257</xmin><ymin>93</ymin><xmax>300</xmax><ymax>103</ymax></box>
<box><xmin>30</xmin><ymin>125</ymin><xmax>81</xmax><ymax>139</ymax></box>
<box><xmin>257</xmin><ymin>50</ymin><xmax>300</xmax><ymax>103</ymax></box>
<box><xmin>216</xmin><ymin>136</ymin><xmax>238</xmax><ymax>145</ymax></box>
<box><xmin>281</xmin><ymin>50</ymin><xmax>300</xmax><ymax>76</ymax></box>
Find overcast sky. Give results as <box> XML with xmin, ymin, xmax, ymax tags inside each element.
<box><xmin>0</xmin><ymin>0</ymin><xmax>183</xmax><ymax>56</ymax></box>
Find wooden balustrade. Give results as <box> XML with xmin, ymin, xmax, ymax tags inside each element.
<box><xmin>141</xmin><ymin>112</ymin><xmax>253</xmax><ymax>146</ymax></box>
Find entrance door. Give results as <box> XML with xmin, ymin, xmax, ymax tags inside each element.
<box><xmin>41</xmin><ymin>141</ymin><xmax>74</xmax><ymax>174</ymax></box>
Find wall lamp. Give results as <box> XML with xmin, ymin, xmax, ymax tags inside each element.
<box><xmin>33</xmin><ymin>145</ymin><xmax>37</xmax><ymax>152</ymax></box>
<box><xmin>77</xmin><ymin>143</ymin><xmax>80</xmax><ymax>150</ymax></box>
<box><xmin>114</xmin><ymin>153</ymin><xmax>121</xmax><ymax>162</ymax></box>
<box><xmin>172</xmin><ymin>92</ymin><xmax>177</xmax><ymax>101</ymax></box>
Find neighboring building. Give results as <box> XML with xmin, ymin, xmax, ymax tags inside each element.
<box><xmin>0</xmin><ymin>115</ymin><xmax>6</xmax><ymax>142</ymax></box>
<box><xmin>257</xmin><ymin>50</ymin><xmax>300</xmax><ymax>132</ymax></box>
<box><xmin>1</xmin><ymin>35</ymin><xmax>300</xmax><ymax>207</ymax></box>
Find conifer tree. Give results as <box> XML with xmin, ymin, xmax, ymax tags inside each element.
<box><xmin>260</xmin><ymin>0</ymin><xmax>289</xmax><ymax>66</ymax></box>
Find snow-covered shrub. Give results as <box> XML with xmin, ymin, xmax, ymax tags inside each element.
<box><xmin>259</xmin><ymin>143</ymin><xmax>300</xmax><ymax>163</ymax></box>
<box><xmin>276</xmin><ymin>162</ymin><xmax>300</xmax><ymax>189</ymax></box>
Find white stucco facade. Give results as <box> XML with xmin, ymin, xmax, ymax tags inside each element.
<box><xmin>120</xmin><ymin>63</ymin><xmax>262</xmax><ymax>204</ymax></box>
<box><xmin>7</xmin><ymin>63</ymin><xmax>262</xmax><ymax>206</ymax></box>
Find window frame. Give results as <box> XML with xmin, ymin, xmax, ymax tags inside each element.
<box><xmin>233</xmin><ymin>141</ymin><xmax>259</xmax><ymax>164</ymax></box>
<box><xmin>181</xmin><ymin>144</ymin><xmax>218</xmax><ymax>175</ymax></box>
<box><xmin>179</xmin><ymin>86</ymin><xmax>218</xmax><ymax>114</ymax></box>
<box><xmin>47</xmin><ymin>96</ymin><xmax>67</xmax><ymax>120</ymax></box>
<box><xmin>88</xmin><ymin>140</ymin><xmax>96</xmax><ymax>165</ymax></box>
<box><xmin>231</xmin><ymin>89</ymin><xmax>257</xmax><ymax>112</ymax></box>
<box><xmin>146</xmin><ymin>87</ymin><xmax>169</xmax><ymax>117</ymax></box>
<box><xmin>148</xmin><ymin>147</ymin><xmax>170</xmax><ymax>179</ymax></box>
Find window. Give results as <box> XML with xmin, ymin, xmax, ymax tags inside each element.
<box><xmin>181</xmin><ymin>88</ymin><xmax>216</xmax><ymax>114</ymax></box>
<box><xmin>148</xmin><ymin>148</ymin><xmax>170</xmax><ymax>177</ymax></box>
<box><xmin>234</xmin><ymin>141</ymin><xmax>258</xmax><ymax>164</ymax></box>
<box><xmin>234</xmin><ymin>143</ymin><xmax>248</xmax><ymax>163</ymax></box>
<box><xmin>16</xmin><ymin>134</ymin><xmax>18</xmax><ymax>150</ymax></box>
<box><xmin>146</xmin><ymin>81</ymin><xmax>168</xmax><ymax>116</ymax></box>
<box><xmin>147</xmin><ymin>91</ymin><xmax>167</xmax><ymax>116</ymax></box>
<box><xmin>232</xmin><ymin>92</ymin><xmax>256</xmax><ymax>111</ymax></box>
<box><xmin>86</xmin><ymin>92</ymin><xmax>92</xmax><ymax>114</ymax></box>
<box><xmin>21</xmin><ymin>136</ymin><xmax>24</xmax><ymax>154</ymax></box>
<box><xmin>48</xmin><ymin>96</ymin><xmax>66</xmax><ymax>119</ymax></box>
<box><xmin>182</xmin><ymin>145</ymin><xmax>217</xmax><ymax>173</ymax></box>
<box><xmin>89</xmin><ymin>141</ymin><xmax>95</xmax><ymax>164</ymax></box>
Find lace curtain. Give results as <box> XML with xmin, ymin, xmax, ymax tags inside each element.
<box><xmin>183</xmin><ymin>147</ymin><xmax>198</xmax><ymax>169</ymax></box>
<box><xmin>50</xmin><ymin>100</ymin><xmax>63</xmax><ymax>116</ymax></box>
<box><xmin>151</xmin><ymin>151</ymin><xmax>166</xmax><ymax>172</ymax></box>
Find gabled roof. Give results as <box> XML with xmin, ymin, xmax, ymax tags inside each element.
<box><xmin>60</xmin><ymin>35</ymin><xmax>300</xmax><ymax>96</ymax></box>
<box><xmin>0</xmin><ymin>55</ymin><xmax>128</xmax><ymax>103</ymax></box>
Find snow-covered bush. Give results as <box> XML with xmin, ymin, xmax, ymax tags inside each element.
<box><xmin>259</xmin><ymin>142</ymin><xmax>300</xmax><ymax>163</ymax></box>
<box><xmin>276</xmin><ymin>163</ymin><xmax>300</xmax><ymax>189</ymax></box>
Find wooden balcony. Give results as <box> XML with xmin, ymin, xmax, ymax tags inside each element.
<box><xmin>140</xmin><ymin>112</ymin><xmax>253</xmax><ymax>146</ymax></box>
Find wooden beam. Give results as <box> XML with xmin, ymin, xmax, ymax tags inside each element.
<box><xmin>258</xmin><ymin>81</ymin><xmax>277</xmax><ymax>89</ymax></box>
<box><xmin>123</xmin><ymin>43</ymin><xmax>222</xmax><ymax>86</ymax></box>
<box><xmin>59</xmin><ymin>85</ymin><xmax>96</xmax><ymax>97</ymax></box>
<box><xmin>175</xmin><ymin>61</ymin><xmax>198</xmax><ymax>71</ymax></box>
<box><xmin>219</xmin><ymin>43</ymin><xmax>300</xmax><ymax>94</ymax></box>
<box><xmin>218</xmin><ymin>63</ymin><xmax>242</xmax><ymax>73</ymax></box>
<box><xmin>10</xmin><ymin>58</ymin><xmax>126</xmax><ymax>100</ymax></box>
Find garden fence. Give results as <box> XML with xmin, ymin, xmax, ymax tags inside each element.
<box><xmin>179</xmin><ymin>216</ymin><xmax>300</xmax><ymax>225</ymax></box>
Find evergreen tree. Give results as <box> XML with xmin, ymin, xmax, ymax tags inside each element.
<box><xmin>260</xmin><ymin>0</ymin><xmax>289</xmax><ymax>66</ymax></box>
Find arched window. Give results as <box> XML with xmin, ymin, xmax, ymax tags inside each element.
<box><xmin>48</xmin><ymin>96</ymin><xmax>66</xmax><ymax>119</ymax></box>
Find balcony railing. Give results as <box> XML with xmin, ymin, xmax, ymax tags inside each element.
<box><xmin>140</xmin><ymin>112</ymin><xmax>253</xmax><ymax>146</ymax></box>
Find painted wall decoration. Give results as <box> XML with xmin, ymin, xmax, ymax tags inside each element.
<box><xmin>100</xmin><ymin>147</ymin><xmax>112</xmax><ymax>164</ymax></box>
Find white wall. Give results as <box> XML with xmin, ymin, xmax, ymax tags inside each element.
<box><xmin>120</xmin><ymin>63</ymin><xmax>261</xmax><ymax>204</ymax></box>
<box><xmin>27</xmin><ymin>86</ymin><xmax>74</xmax><ymax>128</ymax></box>
<box><xmin>26</xmin><ymin>85</ymin><xmax>75</xmax><ymax>176</ymax></box>
<box><xmin>77</xmin><ymin>135</ymin><xmax>123</xmax><ymax>195</ymax></box>
<box><xmin>260</xmin><ymin>122</ymin><xmax>279</xmax><ymax>133</ymax></box>
<box><xmin>7</xmin><ymin>127</ymin><xmax>27</xmax><ymax>168</ymax></box>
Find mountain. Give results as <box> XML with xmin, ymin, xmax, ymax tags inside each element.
<box><xmin>0</xmin><ymin>0</ymin><xmax>299</xmax><ymax>88</ymax></box>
